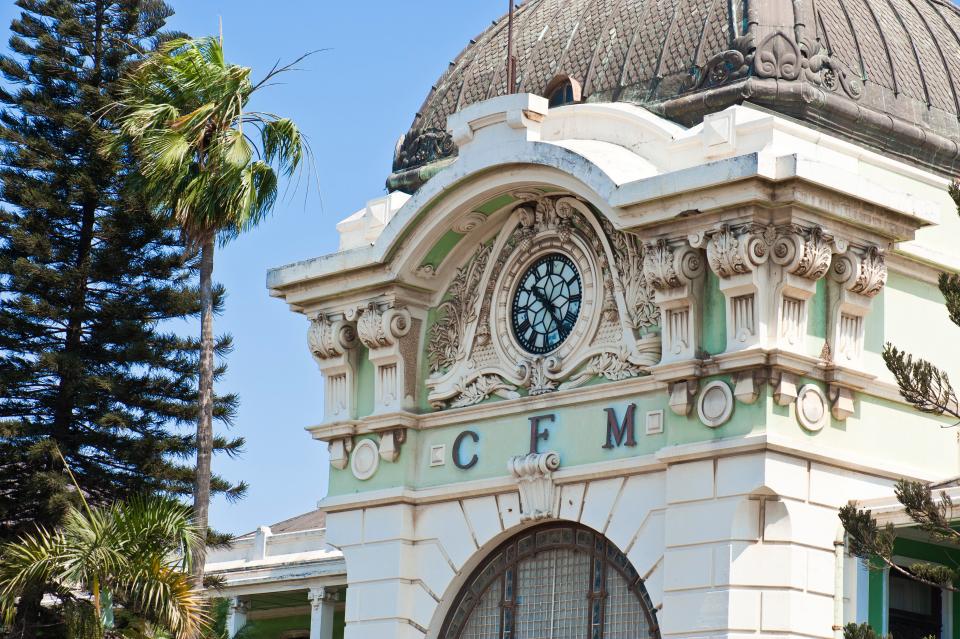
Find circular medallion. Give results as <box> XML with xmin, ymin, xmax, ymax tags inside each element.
<box><xmin>697</xmin><ymin>380</ymin><xmax>734</xmax><ymax>428</ymax></box>
<box><xmin>351</xmin><ymin>438</ymin><xmax>380</xmax><ymax>481</ymax></box>
<box><xmin>511</xmin><ymin>253</ymin><xmax>582</xmax><ymax>354</ymax></box>
<box><xmin>796</xmin><ymin>384</ymin><xmax>829</xmax><ymax>432</ymax></box>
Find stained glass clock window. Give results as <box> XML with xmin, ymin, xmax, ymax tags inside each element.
<box><xmin>511</xmin><ymin>254</ymin><xmax>582</xmax><ymax>354</ymax></box>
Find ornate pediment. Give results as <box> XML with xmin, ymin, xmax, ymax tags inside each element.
<box><xmin>426</xmin><ymin>193</ymin><xmax>661</xmax><ymax>410</ymax></box>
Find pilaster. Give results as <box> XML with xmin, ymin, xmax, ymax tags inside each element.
<box><xmin>308</xmin><ymin>587</ymin><xmax>337</xmax><ymax>639</ymax></box>
<box><xmin>308</xmin><ymin>313</ymin><xmax>359</xmax><ymax>423</ymax></box>
<box><xmin>643</xmin><ymin>238</ymin><xmax>706</xmax><ymax>364</ymax></box>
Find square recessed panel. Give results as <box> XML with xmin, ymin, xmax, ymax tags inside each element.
<box><xmin>645</xmin><ymin>410</ymin><xmax>664</xmax><ymax>435</ymax></box>
<box><xmin>430</xmin><ymin>444</ymin><xmax>446</xmax><ymax>467</ymax></box>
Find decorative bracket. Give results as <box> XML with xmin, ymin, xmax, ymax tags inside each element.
<box><xmin>668</xmin><ymin>379</ymin><xmax>699</xmax><ymax>416</ymax></box>
<box><xmin>828</xmin><ymin>246</ymin><xmax>887</xmax><ymax>366</ymax></box>
<box><xmin>829</xmin><ymin>385</ymin><xmax>856</xmax><ymax>421</ymax></box>
<box><xmin>772</xmin><ymin>371</ymin><xmax>799</xmax><ymax>406</ymax></box>
<box><xmin>644</xmin><ymin>238</ymin><xmax>706</xmax><ymax>363</ymax></box>
<box><xmin>308</xmin><ymin>314</ymin><xmax>359</xmax><ymax>422</ymax></box>
<box><xmin>508</xmin><ymin>452</ymin><xmax>561</xmax><ymax>521</ymax></box>
<box><xmin>377</xmin><ymin>428</ymin><xmax>407</xmax><ymax>463</ymax></box>
<box><xmin>734</xmin><ymin>369</ymin><xmax>766</xmax><ymax>404</ymax></box>
<box><xmin>328</xmin><ymin>437</ymin><xmax>353</xmax><ymax>470</ymax></box>
<box><xmin>352</xmin><ymin>302</ymin><xmax>420</xmax><ymax>414</ymax></box>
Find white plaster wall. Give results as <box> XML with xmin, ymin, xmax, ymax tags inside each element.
<box><xmin>325</xmin><ymin>452</ymin><xmax>896</xmax><ymax>639</ymax></box>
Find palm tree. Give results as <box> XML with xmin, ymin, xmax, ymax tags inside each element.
<box><xmin>113</xmin><ymin>37</ymin><xmax>308</xmax><ymax>584</ymax></box>
<box><xmin>0</xmin><ymin>494</ymin><xmax>205</xmax><ymax>639</ymax></box>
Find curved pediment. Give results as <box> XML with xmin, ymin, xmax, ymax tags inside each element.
<box><xmin>425</xmin><ymin>190</ymin><xmax>661</xmax><ymax>409</ymax></box>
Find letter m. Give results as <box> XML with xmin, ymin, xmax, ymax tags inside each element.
<box><xmin>602</xmin><ymin>404</ymin><xmax>637</xmax><ymax>449</ymax></box>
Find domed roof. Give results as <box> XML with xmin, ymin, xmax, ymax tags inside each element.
<box><xmin>389</xmin><ymin>0</ymin><xmax>960</xmax><ymax>192</ymax></box>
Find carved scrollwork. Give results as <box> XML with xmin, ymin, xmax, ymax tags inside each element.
<box><xmin>643</xmin><ymin>239</ymin><xmax>705</xmax><ymax>290</ymax></box>
<box><xmin>559</xmin><ymin>347</ymin><xmax>652</xmax><ymax>390</ymax></box>
<box><xmin>508</xmin><ymin>451</ymin><xmax>561</xmax><ymax>521</ymax></box>
<box><xmin>689</xmin><ymin>224</ymin><xmax>773</xmax><ymax>278</ymax></box>
<box><xmin>308</xmin><ymin>314</ymin><xmax>358</xmax><ymax>361</ymax></box>
<box><xmin>832</xmin><ymin>245</ymin><xmax>888</xmax><ymax>298</ymax></box>
<box><xmin>518</xmin><ymin>357</ymin><xmax>561</xmax><ymax>396</ymax></box>
<box><xmin>682</xmin><ymin>17</ymin><xmax>862</xmax><ymax>101</ymax></box>
<box><xmin>754</xmin><ymin>31</ymin><xmax>801</xmax><ymax>81</ymax></box>
<box><xmin>602</xmin><ymin>221</ymin><xmax>658</xmax><ymax>329</ymax></box>
<box><xmin>428</xmin><ymin>243</ymin><xmax>492</xmax><ymax>373</ymax></box>
<box><xmin>772</xmin><ymin>226</ymin><xmax>845</xmax><ymax>280</ymax></box>
<box><xmin>426</xmin><ymin>193</ymin><xmax>661</xmax><ymax>410</ymax></box>
<box><xmin>356</xmin><ymin>303</ymin><xmax>411</xmax><ymax>349</ymax></box>
<box><xmin>448</xmin><ymin>375</ymin><xmax>520</xmax><ymax>409</ymax></box>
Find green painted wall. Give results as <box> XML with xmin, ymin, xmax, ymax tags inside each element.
<box><xmin>328</xmin><ymin>374</ymin><xmax>765</xmax><ymax>496</ymax></box>
<box><xmin>420</xmin><ymin>230</ymin><xmax>465</xmax><ymax>270</ymax></box>
<box><xmin>807</xmin><ymin>278</ymin><xmax>827</xmax><ymax>358</ymax></box>
<box><xmin>702</xmin><ymin>272</ymin><xmax>726</xmax><ymax>355</ymax></box>
<box><xmin>355</xmin><ymin>346</ymin><xmax>374</xmax><ymax>418</ymax></box>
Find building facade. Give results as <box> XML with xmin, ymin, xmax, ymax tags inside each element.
<box><xmin>210</xmin><ymin>1</ymin><xmax>960</xmax><ymax>637</ymax></box>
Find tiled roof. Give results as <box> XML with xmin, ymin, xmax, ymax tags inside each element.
<box><xmin>389</xmin><ymin>0</ymin><xmax>960</xmax><ymax>191</ymax></box>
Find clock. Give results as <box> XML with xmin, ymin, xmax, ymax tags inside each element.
<box><xmin>511</xmin><ymin>253</ymin><xmax>582</xmax><ymax>354</ymax></box>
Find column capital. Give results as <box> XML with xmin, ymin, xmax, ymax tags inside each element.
<box><xmin>308</xmin><ymin>586</ymin><xmax>337</xmax><ymax>609</ymax></box>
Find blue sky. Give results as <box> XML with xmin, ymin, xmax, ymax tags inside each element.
<box><xmin>167</xmin><ymin>1</ymin><xmax>506</xmax><ymax>534</ymax></box>
<box><xmin>0</xmin><ymin>1</ymin><xmax>508</xmax><ymax>534</ymax></box>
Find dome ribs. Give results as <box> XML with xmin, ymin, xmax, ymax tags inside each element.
<box><xmin>581</xmin><ymin>0</ymin><xmax>638</xmax><ymax>98</ymax></box>
<box><xmin>900</xmin><ymin>0</ymin><xmax>960</xmax><ymax>115</ymax></box>
<box><xmin>922</xmin><ymin>0</ymin><xmax>960</xmax><ymax>121</ymax></box>
<box><xmin>862</xmin><ymin>0</ymin><xmax>905</xmax><ymax>95</ymax></box>
<box><xmin>843</xmin><ymin>0</ymin><xmax>899</xmax><ymax>93</ymax></box>
<box><xmin>882</xmin><ymin>0</ymin><xmax>933</xmax><ymax>108</ymax></box>
<box><xmin>651</xmin><ymin>0</ymin><xmax>720</xmax><ymax>100</ymax></box>
<box><xmin>816</xmin><ymin>0</ymin><xmax>867</xmax><ymax>80</ymax></box>
<box><xmin>561</xmin><ymin>0</ymin><xmax>616</xmax><ymax>89</ymax></box>
<box><xmin>689</xmin><ymin>0</ymin><xmax>723</xmax><ymax>75</ymax></box>
<box><xmin>389</xmin><ymin>0</ymin><xmax>960</xmax><ymax>189</ymax></box>
<box><xmin>621</xmin><ymin>0</ymin><xmax>677</xmax><ymax>98</ymax></box>
<box><xmin>515</xmin><ymin>0</ymin><xmax>581</xmax><ymax>95</ymax></box>
<box><xmin>485</xmin><ymin>0</ymin><xmax>551</xmax><ymax>98</ymax></box>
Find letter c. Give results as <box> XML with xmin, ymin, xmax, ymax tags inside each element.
<box><xmin>453</xmin><ymin>430</ymin><xmax>479</xmax><ymax>470</ymax></box>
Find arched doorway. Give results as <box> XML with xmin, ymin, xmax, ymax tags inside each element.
<box><xmin>440</xmin><ymin>523</ymin><xmax>661</xmax><ymax>639</ymax></box>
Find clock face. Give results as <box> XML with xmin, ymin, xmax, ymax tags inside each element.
<box><xmin>511</xmin><ymin>254</ymin><xmax>582</xmax><ymax>354</ymax></box>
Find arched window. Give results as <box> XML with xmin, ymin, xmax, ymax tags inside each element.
<box><xmin>440</xmin><ymin>523</ymin><xmax>660</xmax><ymax>639</ymax></box>
<box><xmin>545</xmin><ymin>76</ymin><xmax>582</xmax><ymax>108</ymax></box>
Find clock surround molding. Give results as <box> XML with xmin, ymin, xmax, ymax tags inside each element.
<box><xmin>425</xmin><ymin>192</ymin><xmax>661</xmax><ymax>410</ymax></box>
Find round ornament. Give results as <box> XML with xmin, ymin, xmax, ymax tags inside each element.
<box><xmin>796</xmin><ymin>384</ymin><xmax>829</xmax><ymax>432</ymax></box>
<box><xmin>351</xmin><ymin>438</ymin><xmax>380</xmax><ymax>481</ymax></box>
<box><xmin>697</xmin><ymin>380</ymin><xmax>734</xmax><ymax>428</ymax></box>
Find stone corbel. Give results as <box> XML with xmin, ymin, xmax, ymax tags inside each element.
<box><xmin>353</xmin><ymin>302</ymin><xmax>420</xmax><ymax>414</ymax></box>
<box><xmin>734</xmin><ymin>369</ymin><xmax>766</xmax><ymax>404</ymax></box>
<box><xmin>643</xmin><ymin>238</ymin><xmax>706</xmax><ymax>364</ymax></box>
<box><xmin>308</xmin><ymin>313</ymin><xmax>359</xmax><ymax>422</ymax></box>
<box><xmin>772</xmin><ymin>371</ymin><xmax>799</xmax><ymax>406</ymax></box>
<box><xmin>669</xmin><ymin>379</ymin><xmax>699</xmax><ymax>416</ymax></box>
<box><xmin>508</xmin><ymin>452</ymin><xmax>561</xmax><ymax>521</ymax></box>
<box><xmin>689</xmin><ymin>223</ymin><xmax>847</xmax><ymax>356</ymax></box>
<box><xmin>829</xmin><ymin>385</ymin><xmax>856</xmax><ymax>421</ymax></box>
<box><xmin>689</xmin><ymin>224</ymin><xmax>773</xmax><ymax>352</ymax></box>
<box><xmin>328</xmin><ymin>437</ymin><xmax>353</xmax><ymax>470</ymax></box>
<box><xmin>828</xmin><ymin>246</ymin><xmax>887</xmax><ymax>366</ymax></box>
<box><xmin>770</xmin><ymin>226</ymin><xmax>846</xmax><ymax>354</ymax></box>
<box><xmin>377</xmin><ymin>428</ymin><xmax>407</xmax><ymax>463</ymax></box>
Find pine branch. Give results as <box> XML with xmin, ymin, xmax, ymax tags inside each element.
<box><xmin>882</xmin><ymin>342</ymin><xmax>960</xmax><ymax>419</ymax></box>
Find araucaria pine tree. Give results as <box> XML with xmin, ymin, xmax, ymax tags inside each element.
<box><xmin>0</xmin><ymin>2</ymin><xmax>244</xmax><ymax>635</ymax></box>
<box><xmin>840</xmin><ymin>183</ymin><xmax>960</xmax><ymax>598</ymax></box>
